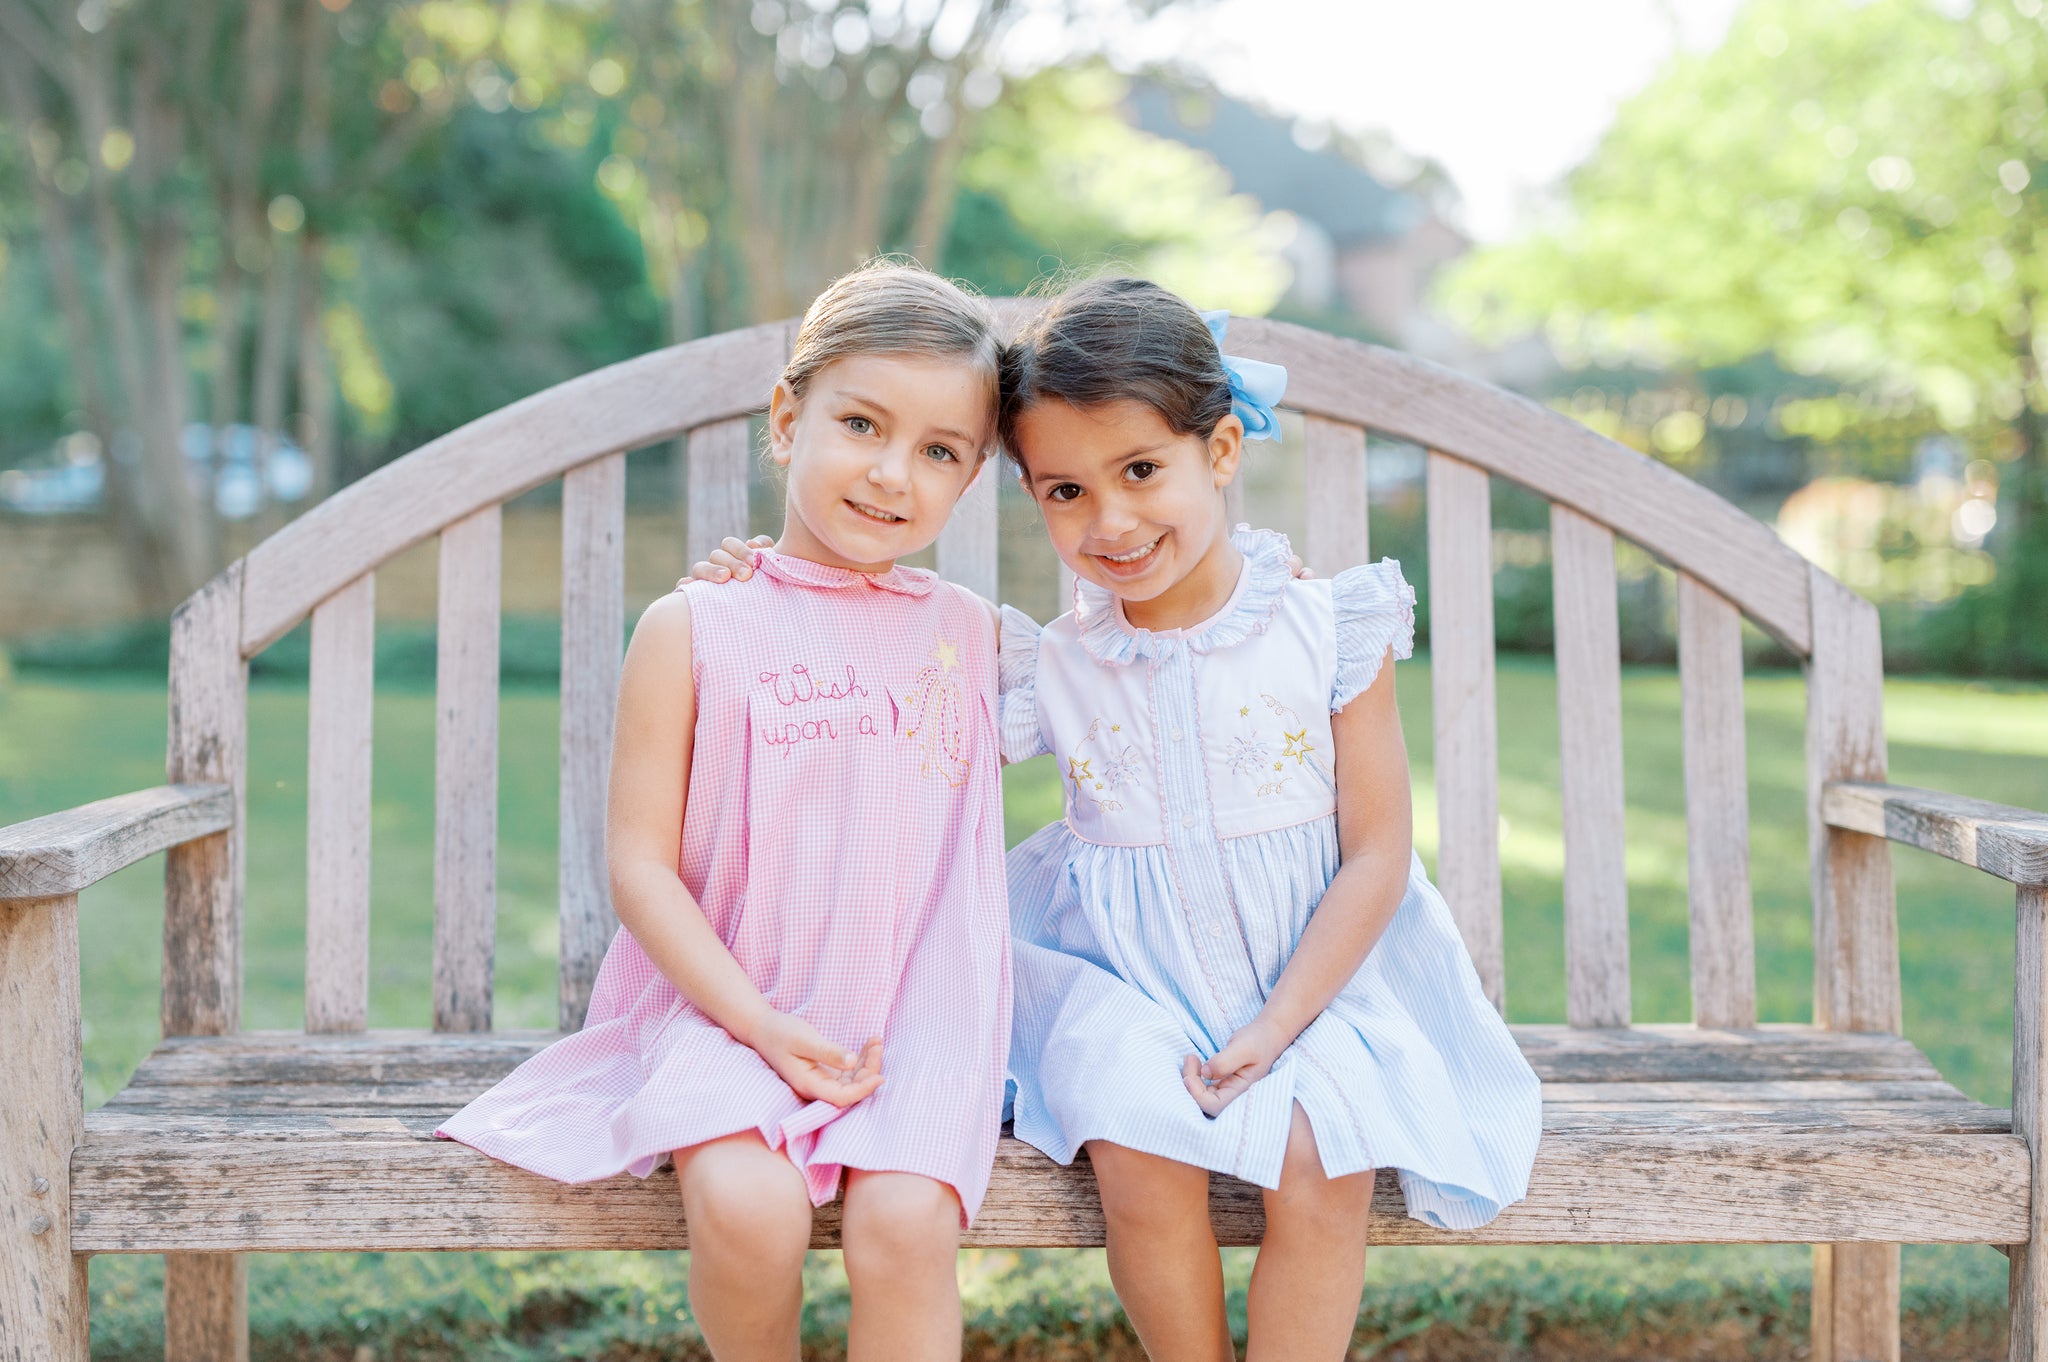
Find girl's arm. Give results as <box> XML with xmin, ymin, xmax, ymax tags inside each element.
<box><xmin>1183</xmin><ymin>647</ymin><xmax>1411</xmax><ymax>1116</ymax></box>
<box><xmin>609</xmin><ymin>592</ymin><xmax>883</xmax><ymax>1107</ymax></box>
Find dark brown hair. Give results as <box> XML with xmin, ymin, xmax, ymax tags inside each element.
<box><xmin>999</xmin><ymin>276</ymin><xmax>1233</xmax><ymax>471</ymax></box>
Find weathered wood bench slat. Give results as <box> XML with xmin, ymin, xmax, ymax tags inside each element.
<box><xmin>80</xmin><ymin>1100</ymin><xmax>2014</xmax><ymax>1138</ymax></box>
<box><xmin>97</xmin><ymin>1024</ymin><xmax>1952</xmax><ymax>1085</ymax></box>
<box><xmin>69</xmin><ymin>1126</ymin><xmax>2029</xmax><ymax>1253</ymax></box>
<box><xmin>0</xmin><ymin>784</ymin><xmax>233</xmax><ymax>901</ymax></box>
<box><xmin>306</xmin><ymin>574</ymin><xmax>376</xmax><ymax>1034</ymax></box>
<box><xmin>558</xmin><ymin>454</ymin><xmax>625</xmax><ymax>1031</ymax></box>
<box><xmin>937</xmin><ymin>454</ymin><xmax>1001</xmax><ymax>603</ymax></box>
<box><xmin>1678</xmin><ymin>574</ymin><xmax>1757</xmax><ymax>1029</ymax></box>
<box><xmin>1425</xmin><ymin>451</ymin><xmax>1504</xmax><ymax>1009</ymax></box>
<box><xmin>432</xmin><ymin>506</ymin><xmax>501</xmax><ymax>1033</ymax></box>
<box><xmin>1303</xmin><ymin>415</ymin><xmax>1369</xmax><ymax>575</ymax></box>
<box><xmin>1551</xmin><ymin>505</ymin><xmax>1630</xmax><ymax>1028</ymax></box>
<box><xmin>1822</xmin><ymin>782</ymin><xmax>2048</xmax><ymax>886</ymax></box>
<box><xmin>686</xmin><ymin>417</ymin><xmax>751</xmax><ymax>569</ymax></box>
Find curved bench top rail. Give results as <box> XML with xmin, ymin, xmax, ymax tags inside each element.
<box><xmin>236</xmin><ymin>309</ymin><xmax>1812</xmax><ymax>657</ymax></box>
<box><xmin>1222</xmin><ymin>317</ymin><xmax>1813</xmax><ymax>654</ymax></box>
<box><xmin>239</xmin><ymin>320</ymin><xmax>795</xmax><ymax>655</ymax></box>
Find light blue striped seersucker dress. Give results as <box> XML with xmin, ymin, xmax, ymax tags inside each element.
<box><xmin>1001</xmin><ymin>527</ymin><xmax>1541</xmax><ymax>1230</ymax></box>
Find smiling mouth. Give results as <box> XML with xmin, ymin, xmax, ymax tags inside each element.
<box><xmin>1093</xmin><ymin>536</ymin><xmax>1162</xmax><ymax>569</ymax></box>
<box><xmin>846</xmin><ymin>500</ymin><xmax>907</xmax><ymax>525</ymax></box>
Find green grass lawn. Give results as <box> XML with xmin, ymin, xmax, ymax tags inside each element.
<box><xmin>4</xmin><ymin>658</ymin><xmax>2042</xmax><ymax>1358</ymax></box>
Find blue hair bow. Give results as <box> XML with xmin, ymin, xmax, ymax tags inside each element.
<box><xmin>1202</xmin><ymin>310</ymin><xmax>1288</xmax><ymax>441</ymax></box>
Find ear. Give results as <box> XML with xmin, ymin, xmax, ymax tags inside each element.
<box><xmin>766</xmin><ymin>380</ymin><xmax>799</xmax><ymax>466</ymax></box>
<box><xmin>1207</xmin><ymin>413</ymin><xmax>1244</xmax><ymax>490</ymax></box>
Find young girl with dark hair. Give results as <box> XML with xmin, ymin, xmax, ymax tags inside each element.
<box><xmin>992</xmin><ymin>277</ymin><xmax>1540</xmax><ymax>1362</ymax></box>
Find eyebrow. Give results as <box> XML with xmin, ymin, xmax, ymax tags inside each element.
<box><xmin>1030</xmin><ymin>442</ymin><xmax>1171</xmax><ymax>486</ymax></box>
<box><xmin>835</xmin><ymin>389</ymin><xmax>978</xmax><ymax>447</ymax></box>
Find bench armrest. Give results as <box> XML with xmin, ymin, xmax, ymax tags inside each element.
<box><xmin>0</xmin><ymin>784</ymin><xmax>234</xmax><ymax>901</ymax></box>
<box><xmin>1821</xmin><ymin>780</ymin><xmax>2048</xmax><ymax>886</ymax></box>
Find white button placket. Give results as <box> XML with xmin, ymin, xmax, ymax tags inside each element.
<box><xmin>1151</xmin><ymin>641</ymin><xmax>1263</xmax><ymax>1045</ymax></box>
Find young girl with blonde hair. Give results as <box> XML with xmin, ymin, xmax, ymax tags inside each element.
<box><xmin>440</xmin><ymin>261</ymin><xmax>1012</xmax><ymax>1362</ymax></box>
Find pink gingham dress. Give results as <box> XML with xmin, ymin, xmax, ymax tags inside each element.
<box><xmin>437</xmin><ymin>549</ymin><xmax>1012</xmax><ymax>1220</ymax></box>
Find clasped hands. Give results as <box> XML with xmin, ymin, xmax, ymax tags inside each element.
<box><xmin>743</xmin><ymin>1005</ymin><xmax>885</xmax><ymax>1108</ymax></box>
<box><xmin>1182</xmin><ymin>1015</ymin><xmax>1288</xmax><ymax>1118</ymax></box>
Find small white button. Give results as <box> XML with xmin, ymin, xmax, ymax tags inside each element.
<box><xmin>1171</xmin><ymin>727</ymin><xmax>1186</xmax><ymax>742</ymax></box>
<box><xmin>1182</xmin><ymin>814</ymin><xmax>1197</xmax><ymax>829</ymax></box>
<box><xmin>1209</xmin><ymin>923</ymin><xmax>1225</xmax><ymax>939</ymax></box>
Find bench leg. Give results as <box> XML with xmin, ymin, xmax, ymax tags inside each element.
<box><xmin>1812</xmin><ymin>1242</ymin><xmax>1900</xmax><ymax>1362</ymax></box>
<box><xmin>1</xmin><ymin>894</ymin><xmax>88</xmax><ymax>1361</ymax></box>
<box><xmin>2013</xmin><ymin>885</ymin><xmax>2048</xmax><ymax>1362</ymax></box>
<box><xmin>165</xmin><ymin>1253</ymin><xmax>247</xmax><ymax>1362</ymax></box>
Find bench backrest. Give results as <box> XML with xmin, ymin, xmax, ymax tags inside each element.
<box><xmin>157</xmin><ymin>312</ymin><xmax>1898</xmax><ymax>1044</ymax></box>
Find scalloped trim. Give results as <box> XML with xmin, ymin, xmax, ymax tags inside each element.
<box><xmin>997</xmin><ymin>604</ymin><xmax>1051</xmax><ymax>762</ymax></box>
<box><xmin>1074</xmin><ymin>526</ymin><xmax>1294</xmax><ymax>666</ymax></box>
<box><xmin>1330</xmin><ymin>558</ymin><xmax>1417</xmax><ymax>712</ymax></box>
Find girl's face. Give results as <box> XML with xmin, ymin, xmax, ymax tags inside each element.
<box><xmin>768</xmin><ymin>352</ymin><xmax>993</xmax><ymax>573</ymax></box>
<box><xmin>1015</xmin><ymin>397</ymin><xmax>1244</xmax><ymax>627</ymax></box>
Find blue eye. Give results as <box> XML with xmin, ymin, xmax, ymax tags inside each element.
<box><xmin>925</xmin><ymin>444</ymin><xmax>960</xmax><ymax>463</ymax></box>
<box><xmin>845</xmin><ymin>415</ymin><xmax>874</xmax><ymax>435</ymax></box>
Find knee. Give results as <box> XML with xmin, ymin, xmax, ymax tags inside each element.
<box><xmin>1265</xmin><ymin>1118</ymin><xmax>1372</xmax><ymax>1239</ymax></box>
<box><xmin>842</xmin><ymin>1174</ymin><xmax>960</xmax><ymax>1271</ymax></box>
<box><xmin>682</xmin><ymin>1155</ymin><xmax>813</xmax><ymax>1270</ymax></box>
<box><xmin>1087</xmin><ymin>1143</ymin><xmax>1210</xmax><ymax>1239</ymax></box>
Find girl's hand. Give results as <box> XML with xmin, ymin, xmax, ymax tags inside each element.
<box><xmin>748</xmin><ymin>1009</ymin><xmax>885</xmax><ymax>1107</ymax></box>
<box><xmin>684</xmin><ymin>534</ymin><xmax>774</xmax><ymax>585</ymax></box>
<box><xmin>1182</xmin><ymin>1017</ymin><xmax>1288</xmax><ymax>1117</ymax></box>
<box><xmin>1287</xmin><ymin>551</ymin><xmax>1313</xmax><ymax>580</ymax></box>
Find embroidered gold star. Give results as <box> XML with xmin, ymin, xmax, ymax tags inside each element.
<box><xmin>1239</xmin><ymin>706</ymin><xmax>1250</xmax><ymax>717</ymax></box>
<box><xmin>1282</xmin><ymin>729</ymin><xmax>1315</xmax><ymax>765</ymax></box>
<box><xmin>1067</xmin><ymin>756</ymin><xmax>1093</xmax><ymax>786</ymax></box>
<box><xmin>931</xmin><ymin>638</ymin><xmax>960</xmax><ymax>671</ymax></box>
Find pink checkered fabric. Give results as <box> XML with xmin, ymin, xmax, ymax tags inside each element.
<box><xmin>438</xmin><ymin>550</ymin><xmax>1012</xmax><ymax>1221</ymax></box>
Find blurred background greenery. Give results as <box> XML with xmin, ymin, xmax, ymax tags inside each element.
<box><xmin>5</xmin><ymin>0</ymin><xmax>2048</xmax><ymax>1356</ymax></box>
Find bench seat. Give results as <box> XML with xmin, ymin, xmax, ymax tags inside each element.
<box><xmin>71</xmin><ymin>1024</ymin><xmax>2028</xmax><ymax>1253</ymax></box>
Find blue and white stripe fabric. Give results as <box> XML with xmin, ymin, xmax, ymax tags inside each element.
<box><xmin>1000</xmin><ymin>527</ymin><xmax>1541</xmax><ymax>1230</ymax></box>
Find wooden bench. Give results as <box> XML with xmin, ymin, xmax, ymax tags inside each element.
<box><xmin>5</xmin><ymin>312</ymin><xmax>2047</xmax><ymax>1362</ymax></box>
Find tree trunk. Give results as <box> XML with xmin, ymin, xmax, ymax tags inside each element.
<box><xmin>251</xmin><ymin>229</ymin><xmax>297</xmax><ymax>533</ymax></box>
<box><xmin>296</xmin><ymin>232</ymin><xmax>335</xmax><ymax>502</ymax></box>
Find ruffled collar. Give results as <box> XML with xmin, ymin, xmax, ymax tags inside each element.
<box><xmin>752</xmin><ymin>548</ymin><xmax>936</xmax><ymax>597</ymax></box>
<box><xmin>1073</xmin><ymin>526</ymin><xmax>1292</xmax><ymax>665</ymax></box>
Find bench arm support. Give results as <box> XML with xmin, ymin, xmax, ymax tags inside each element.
<box><xmin>1821</xmin><ymin>781</ymin><xmax>2048</xmax><ymax>887</ymax></box>
<box><xmin>0</xmin><ymin>784</ymin><xmax>235</xmax><ymax>902</ymax></box>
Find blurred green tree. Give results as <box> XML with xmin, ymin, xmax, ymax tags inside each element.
<box><xmin>1444</xmin><ymin>0</ymin><xmax>2048</xmax><ymax>540</ymax></box>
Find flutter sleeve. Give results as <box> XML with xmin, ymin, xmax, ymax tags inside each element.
<box><xmin>1331</xmin><ymin>558</ymin><xmax>1418</xmax><ymax>713</ymax></box>
<box><xmin>998</xmin><ymin>604</ymin><xmax>1051</xmax><ymax>763</ymax></box>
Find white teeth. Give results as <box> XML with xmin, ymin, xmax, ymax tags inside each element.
<box><xmin>849</xmin><ymin>502</ymin><xmax>905</xmax><ymax>524</ymax></box>
<box><xmin>1103</xmin><ymin>539</ymin><xmax>1159</xmax><ymax>564</ymax></box>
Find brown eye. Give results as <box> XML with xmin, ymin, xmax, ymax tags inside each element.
<box><xmin>1125</xmin><ymin>461</ymin><xmax>1158</xmax><ymax>482</ymax></box>
<box><xmin>1047</xmin><ymin>483</ymin><xmax>1082</xmax><ymax>503</ymax></box>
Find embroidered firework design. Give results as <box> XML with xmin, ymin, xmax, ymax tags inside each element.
<box><xmin>1064</xmin><ymin>717</ymin><xmax>1140</xmax><ymax>813</ymax></box>
<box><xmin>900</xmin><ymin>636</ymin><xmax>973</xmax><ymax>786</ymax></box>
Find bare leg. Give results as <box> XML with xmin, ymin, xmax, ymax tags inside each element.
<box><xmin>674</xmin><ymin>1133</ymin><xmax>814</xmax><ymax>1362</ymax></box>
<box><xmin>1246</xmin><ymin>1104</ymin><xmax>1373</xmax><ymax>1362</ymax></box>
<box><xmin>1085</xmin><ymin>1140</ymin><xmax>1236</xmax><ymax>1362</ymax></box>
<box><xmin>840</xmin><ymin>1170</ymin><xmax>963</xmax><ymax>1362</ymax></box>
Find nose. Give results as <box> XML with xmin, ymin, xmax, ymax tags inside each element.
<box><xmin>1087</xmin><ymin>494</ymin><xmax>1141</xmax><ymax>543</ymax></box>
<box><xmin>866</xmin><ymin>441</ymin><xmax>914</xmax><ymax>495</ymax></box>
